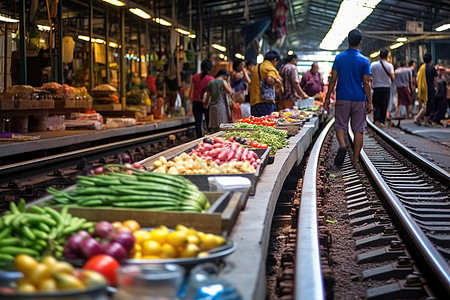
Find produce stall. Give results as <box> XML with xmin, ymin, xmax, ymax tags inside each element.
<box><xmin>0</xmin><ymin>105</ymin><xmax>326</xmax><ymax>298</ymax></box>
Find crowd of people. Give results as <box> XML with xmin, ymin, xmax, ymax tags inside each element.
<box><xmin>188</xmin><ymin>52</ymin><xmax>325</xmax><ymax>138</ymax></box>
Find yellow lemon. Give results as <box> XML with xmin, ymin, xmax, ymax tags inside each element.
<box><xmin>179</xmin><ymin>243</ymin><xmax>200</xmax><ymax>258</ymax></box>
<box><xmin>200</xmin><ymin>233</ymin><xmax>219</xmax><ymax>251</ymax></box>
<box><xmin>141</xmin><ymin>255</ymin><xmax>160</xmax><ymax>259</ymax></box>
<box><xmin>175</xmin><ymin>224</ymin><xmax>189</xmax><ymax>232</ymax></box>
<box><xmin>167</xmin><ymin>230</ymin><xmax>188</xmax><ymax>247</ymax></box>
<box><xmin>38</xmin><ymin>278</ymin><xmax>57</xmax><ymax>292</ymax></box>
<box><xmin>142</xmin><ymin>240</ymin><xmax>162</xmax><ymax>256</ymax></box>
<box><xmin>187</xmin><ymin>234</ymin><xmax>201</xmax><ymax>245</ymax></box>
<box><xmin>215</xmin><ymin>235</ymin><xmax>227</xmax><ymax>247</ymax></box>
<box><xmin>160</xmin><ymin>243</ymin><xmax>178</xmax><ymax>258</ymax></box>
<box><xmin>134</xmin><ymin>230</ymin><xmax>152</xmax><ymax>245</ymax></box>
<box><xmin>132</xmin><ymin>251</ymin><xmax>142</xmax><ymax>259</ymax></box>
<box><xmin>150</xmin><ymin>228</ymin><xmax>168</xmax><ymax>244</ymax></box>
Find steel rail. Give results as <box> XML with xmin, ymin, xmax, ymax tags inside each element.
<box><xmin>0</xmin><ymin>126</ymin><xmax>194</xmax><ymax>177</ymax></box>
<box><xmin>367</xmin><ymin>119</ymin><xmax>450</xmax><ymax>186</ymax></box>
<box><xmin>295</xmin><ymin>118</ymin><xmax>334</xmax><ymax>300</ymax></box>
<box><xmin>349</xmin><ymin>127</ymin><xmax>450</xmax><ymax>296</ymax></box>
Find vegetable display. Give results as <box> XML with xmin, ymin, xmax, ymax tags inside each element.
<box><xmin>227</xmin><ymin>124</ymin><xmax>288</xmax><ymax>155</ymax></box>
<box><xmin>131</xmin><ymin>224</ymin><xmax>227</xmax><ymax>259</ymax></box>
<box><xmin>63</xmin><ymin>220</ymin><xmax>137</xmax><ymax>263</ymax></box>
<box><xmin>153</xmin><ymin>137</ymin><xmax>260</xmax><ymax>175</ymax></box>
<box><xmin>237</xmin><ymin>116</ymin><xmax>277</xmax><ymax>127</ymax></box>
<box><xmin>0</xmin><ymin>199</ymin><xmax>95</xmax><ymax>262</ymax></box>
<box><xmin>9</xmin><ymin>255</ymin><xmax>106</xmax><ymax>293</ymax></box>
<box><xmin>47</xmin><ymin>166</ymin><xmax>210</xmax><ymax>212</ymax></box>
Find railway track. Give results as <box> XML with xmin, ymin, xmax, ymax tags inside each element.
<box><xmin>268</xmin><ymin>118</ymin><xmax>450</xmax><ymax>299</ymax></box>
<box><xmin>0</xmin><ymin>125</ymin><xmax>195</xmax><ymax>211</ymax></box>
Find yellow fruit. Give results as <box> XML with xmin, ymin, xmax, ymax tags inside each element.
<box><xmin>200</xmin><ymin>234</ymin><xmax>219</xmax><ymax>251</ymax></box>
<box><xmin>14</xmin><ymin>254</ymin><xmax>38</xmax><ymax>277</ymax></box>
<box><xmin>17</xmin><ymin>282</ymin><xmax>36</xmax><ymax>293</ymax></box>
<box><xmin>175</xmin><ymin>224</ymin><xmax>189</xmax><ymax>232</ymax></box>
<box><xmin>141</xmin><ymin>255</ymin><xmax>161</xmax><ymax>259</ymax></box>
<box><xmin>53</xmin><ymin>273</ymin><xmax>85</xmax><ymax>290</ymax></box>
<box><xmin>134</xmin><ymin>230</ymin><xmax>152</xmax><ymax>245</ymax></box>
<box><xmin>50</xmin><ymin>262</ymin><xmax>74</xmax><ymax>275</ymax></box>
<box><xmin>150</xmin><ymin>228</ymin><xmax>168</xmax><ymax>244</ymax></box>
<box><xmin>38</xmin><ymin>278</ymin><xmax>57</xmax><ymax>292</ymax></box>
<box><xmin>167</xmin><ymin>230</ymin><xmax>188</xmax><ymax>247</ymax></box>
<box><xmin>179</xmin><ymin>243</ymin><xmax>200</xmax><ymax>258</ymax></box>
<box><xmin>215</xmin><ymin>235</ymin><xmax>227</xmax><ymax>247</ymax></box>
<box><xmin>123</xmin><ymin>220</ymin><xmax>140</xmax><ymax>232</ymax></box>
<box><xmin>160</xmin><ymin>243</ymin><xmax>178</xmax><ymax>258</ymax></box>
<box><xmin>41</xmin><ymin>256</ymin><xmax>58</xmax><ymax>268</ymax></box>
<box><xmin>142</xmin><ymin>240</ymin><xmax>162</xmax><ymax>256</ymax></box>
<box><xmin>29</xmin><ymin>263</ymin><xmax>51</xmax><ymax>286</ymax></box>
<box><xmin>78</xmin><ymin>270</ymin><xmax>107</xmax><ymax>288</ymax></box>
<box><xmin>198</xmin><ymin>251</ymin><xmax>209</xmax><ymax>258</ymax></box>
<box><xmin>187</xmin><ymin>234</ymin><xmax>201</xmax><ymax>245</ymax></box>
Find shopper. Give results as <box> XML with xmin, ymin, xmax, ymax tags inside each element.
<box><xmin>430</xmin><ymin>65</ymin><xmax>448</xmax><ymax>127</ymax></box>
<box><xmin>230</xmin><ymin>59</ymin><xmax>251</xmax><ymax>122</ymax></box>
<box><xmin>300</xmin><ymin>62</ymin><xmax>324</xmax><ymax>97</ymax></box>
<box><xmin>394</xmin><ymin>61</ymin><xmax>413</xmax><ymax>118</ymax></box>
<box><xmin>190</xmin><ymin>60</ymin><xmax>214</xmax><ymax>138</ymax></box>
<box><xmin>324</xmin><ymin>29</ymin><xmax>373</xmax><ymax>166</ymax></box>
<box><xmin>415</xmin><ymin>53</ymin><xmax>438</xmax><ymax>127</ymax></box>
<box><xmin>249</xmin><ymin>51</ymin><xmax>283</xmax><ymax>117</ymax></box>
<box><xmin>370</xmin><ymin>49</ymin><xmax>395</xmax><ymax>127</ymax></box>
<box><xmin>241</xmin><ymin>60</ymin><xmax>256</xmax><ymax>118</ymax></box>
<box><xmin>409</xmin><ymin>60</ymin><xmax>417</xmax><ymax>113</ymax></box>
<box><xmin>203</xmin><ymin>69</ymin><xmax>233</xmax><ymax>133</ymax></box>
<box><xmin>279</xmin><ymin>53</ymin><xmax>309</xmax><ymax>109</ymax></box>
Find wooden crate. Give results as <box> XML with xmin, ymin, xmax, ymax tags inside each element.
<box><xmin>275</xmin><ymin>124</ymin><xmax>301</xmax><ymax>136</ymax></box>
<box><xmin>92</xmin><ymin>103</ymin><xmax>122</xmax><ymax>111</ymax></box>
<box><xmin>65</xmin><ymin>99</ymin><xmax>93</xmax><ymax>108</ymax></box>
<box><xmin>0</xmin><ymin>99</ymin><xmax>14</xmax><ymax>110</ymax></box>
<box><xmin>34</xmin><ymin>191</ymin><xmax>242</xmax><ymax>235</ymax></box>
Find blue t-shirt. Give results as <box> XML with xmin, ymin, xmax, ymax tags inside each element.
<box><xmin>332</xmin><ymin>48</ymin><xmax>371</xmax><ymax>101</ymax></box>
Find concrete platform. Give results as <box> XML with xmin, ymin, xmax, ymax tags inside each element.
<box><xmin>219</xmin><ymin>117</ymin><xmax>321</xmax><ymax>299</ymax></box>
<box><xmin>397</xmin><ymin>119</ymin><xmax>450</xmax><ymax>146</ymax></box>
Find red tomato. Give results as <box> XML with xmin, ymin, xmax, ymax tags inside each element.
<box><xmin>228</xmin><ymin>136</ymin><xmax>235</xmax><ymax>142</ymax></box>
<box><xmin>83</xmin><ymin>255</ymin><xmax>120</xmax><ymax>286</ymax></box>
<box><xmin>257</xmin><ymin>144</ymin><xmax>269</xmax><ymax>149</ymax></box>
<box><xmin>249</xmin><ymin>141</ymin><xmax>260</xmax><ymax>148</ymax></box>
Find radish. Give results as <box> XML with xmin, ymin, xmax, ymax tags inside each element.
<box><xmin>209</xmin><ymin>148</ymin><xmax>221</xmax><ymax>158</ymax></box>
<box><xmin>217</xmin><ymin>148</ymin><xmax>228</xmax><ymax>161</ymax></box>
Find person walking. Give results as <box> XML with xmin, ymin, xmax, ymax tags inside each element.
<box><xmin>415</xmin><ymin>53</ymin><xmax>438</xmax><ymax>126</ymax></box>
<box><xmin>249</xmin><ymin>51</ymin><xmax>283</xmax><ymax>117</ymax></box>
<box><xmin>300</xmin><ymin>62</ymin><xmax>324</xmax><ymax>97</ymax></box>
<box><xmin>279</xmin><ymin>53</ymin><xmax>309</xmax><ymax>109</ymax></box>
<box><xmin>189</xmin><ymin>59</ymin><xmax>214</xmax><ymax>138</ymax></box>
<box><xmin>409</xmin><ymin>60</ymin><xmax>417</xmax><ymax>113</ymax></box>
<box><xmin>430</xmin><ymin>65</ymin><xmax>448</xmax><ymax>127</ymax></box>
<box><xmin>203</xmin><ymin>69</ymin><xmax>233</xmax><ymax>133</ymax></box>
<box><xmin>324</xmin><ymin>29</ymin><xmax>373</xmax><ymax>166</ymax></box>
<box><xmin>370</xmin><ymin>49</ymin><xmax>395</xmax><ymax>127</ymax></box>
<box><xmin>394</xmin><ymin>61</ymin><xmax>413</xmax><ymax>118</ymax></box>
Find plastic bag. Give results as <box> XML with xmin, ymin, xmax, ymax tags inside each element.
<box><xmin>175</xmin><ymin>93</ymin><xmax>182</xmax><ymax>114</ymax></box>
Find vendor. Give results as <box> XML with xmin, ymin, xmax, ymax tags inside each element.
<box><xmin>300</xmin><ymin>62</ymin><xmax>324</xmax><ymax>97</ymax></box>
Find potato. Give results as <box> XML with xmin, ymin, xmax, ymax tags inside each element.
<box><xmin>167</xmin><ymin>167</ymin><xmax>179</xmax><ymax>174</ymax></box>
<box><xmin>167</xmin><ymin>161</ymin><xmax>175</xmax><ymax>167</ymax></box>
<box><xmin>159</xmin><ymin>156</ymin><xmax>167</xmax><ymax>164</ymax></box>
<box><xmin>155</xmin><ymin>166</ymin><xmax>167</xmax><ymax>173</ymax></box>
<box><xmin>153</xmin><ymin>160</ymin><xmax>162</xmax><ymax>168</ymax></box>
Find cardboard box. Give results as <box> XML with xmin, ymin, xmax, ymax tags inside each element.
<box><xmin>34</xmin><ymin>191</ymin><xmax>242</xmax><ymax>235</ymax></box>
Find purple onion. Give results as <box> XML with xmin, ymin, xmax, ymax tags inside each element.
<box><xmin>112</xmin><ymin>231</ymin><xmax>135</xmax><ymax>253</ymax></box>
<box><xmin>94</xmin><ymin>221</ymin><xmax>114</xmax><ymax>239</ymax></box>
<box><xmin>104</xmin><ymin>242</ymin><xmax>127</xmax><ymax>262</ymax></box>
<box><xmin>79</xmin><ymin>237</ymin><xmax>104</xmax><ymax>258</ymax></box>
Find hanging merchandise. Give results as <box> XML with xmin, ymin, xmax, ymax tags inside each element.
<box><xmin>62</xmin><ymin>36</ymin><xmax>75</xmax><ymax>64</ymax></box>
<box><xmin>269</xmin><ymin>0</ymin><xmax>288</xmax><ymax>47</ymax></box>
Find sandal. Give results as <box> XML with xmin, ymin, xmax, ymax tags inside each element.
<box><xmin>334</xmin><ymin>146</ymin><xmax>347</xmax><ymax>167</ymax></box>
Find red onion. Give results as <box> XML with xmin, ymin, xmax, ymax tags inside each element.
<box><xmin>79</xmin><ymin>237</ymin><xmax>104</xmax><ymax>259</ymax></box>
<box><xmin>77</xmin><ymin>230</ymin><xmax>92</xmax><ymax>240</ymax></box>
<box><xmin>94</xmin><ymin>167</ymin><xmax>104</xmax><ymax>174</ymax></box>
<box><xmin>94</xmin><ymin>221</ymin><xmax>114</xmax><ymax>239</ymax></box>
<box><xmin>112</xmin><ymin>231</ymin><xmax>135</xmax><ymax>253</ymax></box>
<box><xmin>63</xmin><ymin>244</ymin><xmax>81</xmax><ymax>260</ymax></box>
<box><xmin>104</xmin><ymin>242</ymin><xmax>127</xmax><ymax>262</ymax></box>
<box><xmin>67</xmin><ymin>234</ymin><xmax>86</xmax><ymax>253</ymax></box>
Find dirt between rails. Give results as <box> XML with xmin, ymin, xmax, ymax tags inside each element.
<box><xmin>266</xmin><ymin>131</ymin><xmax>411</xmax><ymax>300</ymax></box>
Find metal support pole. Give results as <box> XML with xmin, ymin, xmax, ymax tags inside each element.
<box><xmin>105</xmin><ymin>8</ymin><xmax>110</xmax><ymax>84</ymax></box>
<box><xmin>89</xmin><ymin>0</ymin><xmax>94</xmax><ymax>92</ymax></box>
<box><xmin>120</xmin><ymin>8</ymin><xmax>126</xmax><ymax>109</ymax></box>
<box><xmin>3</xmin><ymin>26</ymin><xmax>8</xmax><ymax>91</ymax></box>
<box><xmin>196</xmin><ymin>0</ymin><xmax>203</xmax><ymax>65</ymax></box>
<box><xmin>19</xmin><ymin>0</ymin><xmax>27</xmax><ymax>85</ymax></box>
<box><xmin>57</xmin><ymin>0</ymin><xmax>63</xmax><ymax>84</ymax></box>
<box><xmin>138</xmin><ymin>21</ymin><xmax>142</xmax><ymax>78</ymax></box>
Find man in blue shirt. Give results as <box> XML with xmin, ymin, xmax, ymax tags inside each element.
<box><xmin>324</xmin><ymin>29</ymin><xmax>373</xmax><ymax>166</ymax></box>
